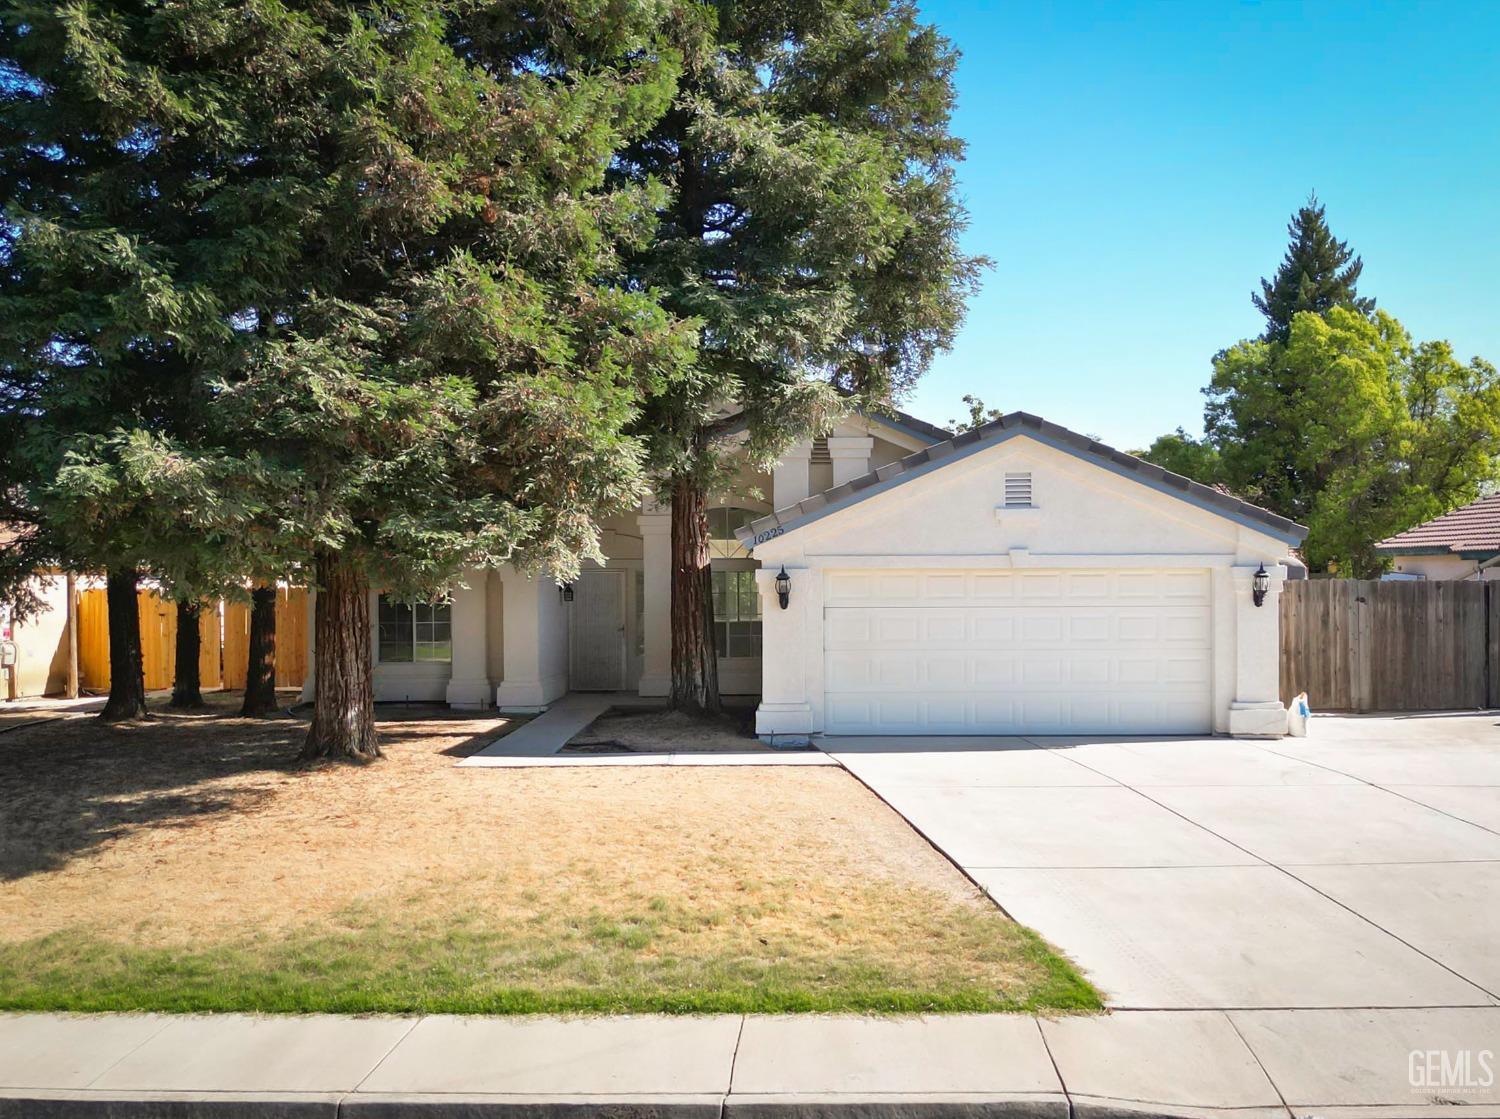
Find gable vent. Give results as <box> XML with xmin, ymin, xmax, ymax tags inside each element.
<box><xmin>810</xmin><ymin>435</ymin><xmax>832</xmax><ymax>465</ymax></box>
<box><xmin>1004</xmin><ymin>472</ymin><xmax>1033</xmax><ymax>507</ymax></box>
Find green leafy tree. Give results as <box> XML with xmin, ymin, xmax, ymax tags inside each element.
<box><xmin>614</xmin><ymin>0</ymin><xmax>982</xmax><ymax>712</ymax></box>
<box><xmin>1208</xmin><ymin>308</ymin><xmax>1500</xmax><ymax>574</ymax></box>
<box><xmin>949</xmin><ymin>394</ymin><xmax>1000</xmax><ymax>433</ymax></box>
<box><xmin>1134</xmin><ymin>428</ymin><xmax>1222</xmax><ymax>486</ymax></box>
<box><xmin>1254</xmin><ymin>194</ymin><xmax>1374</xmax><ymax>342</ymax></box>
<box><xmin>1136</xmin><ymin>195</ymin><xmax>1371</xmax><ymax>516</ymax></box>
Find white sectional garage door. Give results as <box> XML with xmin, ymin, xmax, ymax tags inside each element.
<box><xmin>823</xmin><ymin>568</ymin><xmax>1213</xmax><ymax>735</ymax></box>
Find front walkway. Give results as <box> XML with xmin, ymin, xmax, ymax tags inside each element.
<box><xmin>459</xmin><ymin>692</ymin><xmax>836</xmax><ymax>768</ymax></box>
<box><xmin>825</xmin><ymin>713</ymin><xmax>1500</xmax><ymax>1011</ymax></box>
<box><xmin>8</xmin><ymin>1006</ymin><xmax>1500</xmax><ymax>1116</ymax></box>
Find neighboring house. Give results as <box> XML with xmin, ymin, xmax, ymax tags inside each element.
<box><xmin>1374</xmin><ymin>494</ymin><xmax>1500</xmax><ymax>581</ymax></box>
<box><xmin>0</xmin><ymin>574</ymin><xmax>72</xmax><ymax>700</ymax></box>
<box><xmin>0</xmin><ymin>527</ymin><xmax>75</xmax><ymax>701</ymax></box>
<box><xmin>305</xmin><ymin>409</ymin><xmax>1305</xmax><ymax>739</ymax></box>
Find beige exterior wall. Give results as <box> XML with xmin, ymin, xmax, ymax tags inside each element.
<box><xmin>5</xmin><ymin>575</ymin><xmax>70</xmax><ymax>699</ymax></box>
<box><xmin>1386</xmin><ymin>553</ymin><xmax>1500</xmax><ymax>581</ymax></box>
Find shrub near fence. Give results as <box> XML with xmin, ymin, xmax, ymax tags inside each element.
<box><xmin>78</xmin><ymin>588</ymin><xmax>306</xmax><ymax>694</ymax></box>
<box><xmin>1280</xmin><ymin>579</ymin><xmax>1500</xmax><ymax>713</ymax></box>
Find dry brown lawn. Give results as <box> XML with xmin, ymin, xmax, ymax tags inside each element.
<box><xmin>0</xmin><ymin>694</ymin><xmax>1097</xmax><ymax>1014</ymax></box>
<box><xmin>565</xmin><ymin>706</ymin><xmax>770</xmax><ymax>753</ymax></box>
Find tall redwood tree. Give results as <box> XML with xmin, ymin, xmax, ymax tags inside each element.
<box><xmin>614</xmin><ymin>0</ymin><xmax>982</xmax><ymax>711</ymax></box>
<box><xmin>169</xmin><ymin>598</ymin><xmax>204</xmax><ymax>710</ymax></box>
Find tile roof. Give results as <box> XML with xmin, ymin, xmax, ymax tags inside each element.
<box><xmin>736</xmin><ymin>410</ymin><xmax>1308</xmax><ymax>549</ymax></box>
<box><xmin>1375</xmin><ymin>494</ymin><xmax>1500</xmax><ymax>555</ymax></box>
<box><xmin>860</xmin><ymin>406</ymin><xmax>952</xmax><ymax>445</ymax></box>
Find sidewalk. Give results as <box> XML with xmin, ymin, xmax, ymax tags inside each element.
<box><xmin>4</xmin><ymin>1008</ymin><xmax>1498</xmax><ymax>1118</ymax></box>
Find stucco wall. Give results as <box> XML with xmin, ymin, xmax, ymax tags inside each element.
<box><xmin>6</xmin><ymin>576</ymin><xmax>70</xmax><ymax>698</ymax></box>
<box><xmin>485</xmin><ymin>571</ymin><xmax>505</xmax><ymax>683</ymax></box>
<box><xmin>537</xmin><ymin>573</ymin><xmax>570</xmax><ymax>698</ymax></box>
<box><xmin>1387</xmin><ymin>554</ymin><xmax>1499</xmax><ymax>581</ymax></box>
<box><xmin>599</xmin><ymin>512</ymin><xmax>645</xmax><ymax>562</ymax></box>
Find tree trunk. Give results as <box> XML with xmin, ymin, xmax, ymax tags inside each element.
<box><xmin>240</xmin><ymin>583</ymin><xmax>279</xmax><ymax>717</ymax></box>
<box><xmin>99</xmin><ymin>568</ymin><xmax>149</xmax><ymax>721</ymax></box>
<box><xmin>168</xmin><ymin>598</ymin><xmax>204</xmax><ymax>708</ymax></box>
<box><xmin>300</xmin><ymin>551</ymin><xmax>381</xmax><ymax>761</ymax></box>
<box><xmin>669</xmin><ymin>474</ymin><xmax>721</xmax><ymax>714</ymax></box>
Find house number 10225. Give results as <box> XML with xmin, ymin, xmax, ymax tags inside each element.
<box><xmin>752</xmin><ymin>526</ymin><xmax>784</xmax><ymax>545</ymax></box>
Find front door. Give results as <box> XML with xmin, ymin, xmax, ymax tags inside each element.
<box><xmin>569</xmin><ymin>568</ymin><xmax>627</xmax><ymax>691</ymax></box>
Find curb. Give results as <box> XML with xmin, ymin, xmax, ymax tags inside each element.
<box><xmin>0</xmin><ymin>1090</ymin><xmax>1288</xmax><ymax>1119</ymax></box>
<box><xmin>0</xmin><ymin>1090</ymin><xmax>340</xmax><ymax>1117</ymax></box>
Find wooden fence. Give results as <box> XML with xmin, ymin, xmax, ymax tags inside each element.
<box><xmin>78</xmin><ymin>588</ymin><xmax>306</xmax><ymax>694</ymax></box>
<box><xmin>221</xmin><ymin>587</ymin><xmax>308</xmax><ymax>689</ymax></box>
<box><xmin>1280</xmin><ymin>579</ymin><xmax>1500</xmax><ymax>712</ymax></box>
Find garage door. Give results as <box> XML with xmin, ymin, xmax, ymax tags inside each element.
<box><xmin>823</xmin><ymin>568</ymin><xmax>1212</xmax><ymax>735</ymax></box>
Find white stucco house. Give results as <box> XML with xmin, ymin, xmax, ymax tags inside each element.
<box><xmin>299</xmin><ymin>410</ymin><xmax>1306</xmax><ymax>739</ymax></box>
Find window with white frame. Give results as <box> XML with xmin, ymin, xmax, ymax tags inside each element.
<box><xmin>378</xmin><ymin>596</ymin><xmax>452</xmax><ymax>663</ymax></box>
<box><xmin>711</xmin><ymin>569</ymin><xmax>761</xmax><ymax>659</ymax></box>
<box><xmin>707</xmin><ymin>506</ymin><xmax>754</xmax><ymax>558</ymax></box>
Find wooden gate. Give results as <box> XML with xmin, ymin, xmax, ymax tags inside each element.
<box><xmin>1280</xmin><ymin>579</ymin><xmax>1500</xmax><ymax>712</ymax></box>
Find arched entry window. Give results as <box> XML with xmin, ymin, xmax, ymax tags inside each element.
<box><xmin>707</xmin><ymin>506</ymin><xmax>754</xmax><ymax>559</ymax></box>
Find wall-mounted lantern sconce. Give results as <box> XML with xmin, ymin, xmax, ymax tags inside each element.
<box><xmin>1252</xmin><ymin>564</ymin><xmax>1269</xmax><ymax>607</ymax></box>
<box><xmin>559</xmin><ymin>582</ymin><xmax>574</xmax><ymax>603</ymax></box>
<box><xmin>775</xmin><ymin>566</ymin><xmax>791</xmax><ymax>610</ymax></box>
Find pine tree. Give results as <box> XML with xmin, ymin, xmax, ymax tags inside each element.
<box><xmin>614</xmin><ymin>0</ymin><xmax>981</xmax><ymax>712</ymax></box>
<box><xmin>1253</xmin><ymin>194</ymin><xmax>1374</xmax><ymax>342</ymax></box>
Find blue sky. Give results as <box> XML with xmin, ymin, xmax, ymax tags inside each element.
<box><xmin>903</xmin><ymin>1</ymin><xmax>1500</xmax><ymax>449</ymax></box>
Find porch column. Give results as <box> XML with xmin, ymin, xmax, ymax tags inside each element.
<box><xmin>297</xmin><ymin>586</ymin><xmax>316</xmax><ymax>704</ymax></box>
<box><xmin>444</xmin><ymin>568</ymin><xmax>492</xmax><ymax>708</ymax></box>
<box><xmin>495</xmin><ymin>567</ymin><xmax>569</xmax><ymax>712</ymax></box>
<box><xmin>637</xmin><ymin>501</ymin><xmax>672</xmax><ymax>697</ymax></box>
<box><xmin>827</xmin><ymin>435</ymin><xmax>874</xmax><ymax>486</ymax></box>
<box><xmin>1227</xmin><ymin>562</ymin><xmax>1287</xmax><ymax>738</ymax></box>
<box><xmin>772</xmin><ymin>441</ymin><xmax>813</xmax><ymax>507</ymax></box>
<box><xmin>754</xmin><ymin>565</ymin><xmax>814</xmax><ymax>744</ymax></box>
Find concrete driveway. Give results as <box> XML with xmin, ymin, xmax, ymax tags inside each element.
<box><xmin>825</xmin><ymin>713</ymin><xmax>1500</xmax><ymax>1011</ymax></box>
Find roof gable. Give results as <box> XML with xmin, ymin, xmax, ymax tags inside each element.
<box><xmin>715</xmin><ymin>405</ymin><xmax>949</xmax><ymax>449</ymax></box>
<box><xmin>737</xmin><ymin>411</ymin><xmax>1307</xmax><ymax>550</ymax></box>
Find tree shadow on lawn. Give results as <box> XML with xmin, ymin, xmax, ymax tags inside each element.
<box><xmin>0</xmin><ymin>701</ymin><xmax>297</xmax><ymax>881</ymax></box>
<box><xmin>0</xmin><ymin>696</ymin><xmax>503</xmax><ymax>881</ymax></box>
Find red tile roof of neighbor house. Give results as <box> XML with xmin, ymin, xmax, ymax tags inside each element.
<box><xmin>1376</xmin><ymin>494</ymin><xmax>1500</xmax><ymax>555</ymax></box>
